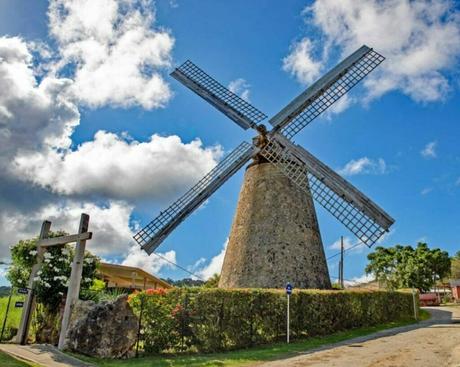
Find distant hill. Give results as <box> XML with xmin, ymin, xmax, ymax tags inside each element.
<box><xmin>162</xmin><ymin>278</ymin><xmax>204</xmax><ymax>287</ymax></box>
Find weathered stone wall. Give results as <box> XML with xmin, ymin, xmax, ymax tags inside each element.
<box><xmin>219</xmin><ymin>162</ymin><xmax>331</xmax><ymax>289</ymax></box>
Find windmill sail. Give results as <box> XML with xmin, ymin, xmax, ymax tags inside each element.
<box><xmin>171</xmin><ymin>60</ymin><xmax>267</xmax><ymax>130</ymax></box>
<box><xmin>261</xmin><ymin>134</ymin><xmax>394</xmax><ymax>246</ymax></box>
<box><xmin>134</xmin><ymin>142</ymin><xmax>256</xmax><ymax>254</ymax></box>
<box><xmin>270</xmin><ymin>46</ymin><xmax>385</xmax><ymax>139</ymax></box>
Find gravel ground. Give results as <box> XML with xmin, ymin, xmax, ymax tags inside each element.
<box><xmin>258</xmin><ymin>306</ymin><xmax>460</xmax><ymax>367</ymax></box>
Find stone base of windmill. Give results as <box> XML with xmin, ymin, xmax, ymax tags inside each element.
<box><xmin>219</xmin><ymin>161</ymin><xmax>331</xmax><ymax>289</ymax></box>
<box><xmin>64</xmin><ymin>295</ymin><xmax>138</xmax><ymax>358</ymax></box>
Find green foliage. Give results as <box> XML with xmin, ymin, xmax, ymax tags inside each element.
<box><xmin>203</xmin><ymin>274</ymin><xmax>220</xmax><ymax>288</ymax></box>
<box><xmin>6</xmin><ymin>232</ymin><xmax>100</xmax><ymax>310</ymax></box>
<box><xmin>365</xmin><ymin>243</ymin><xmax>451</xmax><ymax>292</ymax></box>
<box><xmin>0</xmin><ymin>293</ymin><xmax>24</xmax><ymax>341</ymax></box>
<box><xmin>451</xmin><ymin>257</ymin><xmax>460</xmax><ymax>280</ymax></box>
<box><xmin>128</xmin><ymin>288</ymin><xmax>414</xmax><ymax>354</ymax></box>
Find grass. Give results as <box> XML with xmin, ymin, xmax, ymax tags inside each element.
<box><xmin>0</xmin><ymin>351</ymin><xmax>36</xmax><ymax>367</ymax></box>
<box><xmin>0</xmin><ymin>294</ymin><xmax>26</xmax><ymax>340</ymax></box>
<box><xmin>71</xmin><ymin>315</ymin><xmax>427</xmax><ymax>367</ymax></box>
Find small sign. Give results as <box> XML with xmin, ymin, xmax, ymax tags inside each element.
<box><xmin>15</xmin><ymin>301</ymin><xmax>24</xmax><ymax>308</ymax></box>
<box><xmin>17</xmin><ymin>288</ymin><xmax>28</xmax><ymax>294</ymax></box>
<box><xmin>285</xmin><ymin>283</ymin><xmax>293</xmax><ymax>295</ymax></box>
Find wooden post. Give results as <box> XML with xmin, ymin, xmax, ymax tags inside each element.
<box><xmin>17</xmin><ymin>220</ymin><xmax>51</xmax><ymax>344</ymax></box>
<box><xmin>58</xmin><ymin>214</ymin><xmax>89</xmax><ymax>350</ymax></box>
<box><xmin>340</xmin><ymin>236</ymin><xmax>344</xmax><ymax>289</ymax></box>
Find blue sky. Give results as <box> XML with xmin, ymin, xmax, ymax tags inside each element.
<box><xmin>0</xmin><ymin>0</ymin><xmax>459</xmax><ymax>285</ymax></box>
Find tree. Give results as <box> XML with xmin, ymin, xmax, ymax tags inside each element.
<box><xmin>450</xmin><ymin>251</ymin><xmax>460</xmax><ymax>280</ymax></box>
<box><xmin>365</xmin><ymin>242</ymin><xmax>450</xmax><ymax>292</ymax></box>
<box><xmin>6</xmin><ymin>232</ymin><xmax>100</xmax><ymax>311</ymax></box>
<box><xmin>203</xmin><ymin>273</ymin><xmax>220</xmax><ymax>288</ymax></box>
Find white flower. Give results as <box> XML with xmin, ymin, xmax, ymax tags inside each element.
<box><xmin>61</xmin><ymin>248</ymin><xmax>69</xmax><ymax>256</ymax></box>
<box><xmin>37</xmin><ymin>270</ymin><xmax>42</xmax><ymax>275</ymax></box>
<box><xmin>43</xmin><ymin>252</ymin><xmax>52</xmax><ymax>259</ymax></box>
<box><xmin>43</xmin><ymin>282</ymin><xmax>51</xmax><ymax>288</ymax></box>
<box><xmin>84</xmin><ymin>278</ymin><xmax>92</xmax><ymax>283</ymax></box>
<box><xmin>33</xmin><ymin>276</ymin><xmax>40</xmax><ymax>281</ymax></box>
<box><xmin>44</xmin><ymin>258</ymin><xmax>51</xmax><ymax>263</ymax></box>
<box><xmin>18</xmin><ymin>279</ymin><xmax>24</xmax><ymax>284</ymax></box>
<box><xmin>29</xmin><ymin>250</ymin><xmax>37</xmax><ymax>256</ymax></box>
<box><xmin>84</xmin><ymin>258</ymin><xmax>93</xmax><ymax>264</ymax></box>
<box><xmin>58</xmin><ymin>292</ymin><xmax>64</xmax><ymax>296</ymax></box>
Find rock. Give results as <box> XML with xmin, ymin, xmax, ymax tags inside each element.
<box><xmin>65</xmin><ymin>295</ymin><xmax>138</xmax><ymax>358</ymax></box>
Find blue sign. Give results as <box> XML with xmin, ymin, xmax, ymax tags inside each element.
<box><xmin>17</xmin><ymin>288</ymin><xmax>28</xmax><ymax>294</ymax></box>
<box><xmin>285</xmin><ymin>283</ymin><xmax>293</xmax><ymax>295</ymax></box>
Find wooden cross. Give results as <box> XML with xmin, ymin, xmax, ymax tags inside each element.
<box><xmin>16</xmin><ymin>213</ymin><xmax>92</xmax><ymax>350</ymax></box>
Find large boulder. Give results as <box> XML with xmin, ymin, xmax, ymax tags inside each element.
<box><xmin>65</xmin><ymin>295</ymin><xmax>138</xmax><ymax>358</ymax></box>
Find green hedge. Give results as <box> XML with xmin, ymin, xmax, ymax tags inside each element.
<box><xmin>128</xmin><ymin>288</ymin><xmax>415</xmax><ymax>353</ymax></box>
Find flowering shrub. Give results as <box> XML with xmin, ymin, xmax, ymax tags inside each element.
<box><xmin>7</xmin><ymin>232</ymin><xmax>100</xmax><ymax>311</ymax></box>
<box><xmin>128</xmin><ymin>288</ymin><xmax>178</xmax><ymax>353</ymax></box>
<box><xmin>128</xmin><ymin>288</ymin><xmax>415</xmax><ymax>354</ymax></box>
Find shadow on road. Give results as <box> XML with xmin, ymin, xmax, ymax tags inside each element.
<box><xmin>268</xmin><ymin>307</ymin><xmax>455</xmax><ymax>362</ymax></box>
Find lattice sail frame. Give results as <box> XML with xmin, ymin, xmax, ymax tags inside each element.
<box><xmin>134</xmin><ymin>45</ymin><xmax>392</xmax><ymax>253</ymax></box>
<box><xmin>171</xmin><ymin>60</ymin><xmax>267</xmax><ymax>130</ymax></box>
<box><xmin>134</xmin><ymin>142</ymin><xmax>256</xmax><ymax>254</ymax></box>
<box><xmin>271</xmin><ymin>47</ymin><xmax>385</xmax><ymax>139</ymax></box>
<box><xmin>260</xmin><ymin>136</ymin><xmax>393</xmax><ymax>246</ymax></box>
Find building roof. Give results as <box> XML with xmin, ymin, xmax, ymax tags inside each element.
<box><xmin>99</xmin><ymin>262</ymin><xmax>172</xmax><ymax>289</ymax></box>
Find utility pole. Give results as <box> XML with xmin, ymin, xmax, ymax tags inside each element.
<box><xmin>340</xmin><ymin>236</ymin><xmax>344</xmax><ymax>289</ymax></box>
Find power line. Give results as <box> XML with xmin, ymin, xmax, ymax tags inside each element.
<box><xmin>326</xmin><ymin>240</ymin><xmax>366</xmax><ymax>261</ymax></box>
<box><xmin>150</xmin><ymin>251</ymin><xmax>205</xmax><ymax>281</ymax></box>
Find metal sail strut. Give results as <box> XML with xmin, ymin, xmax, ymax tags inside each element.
<box><xmin>133</xmin><ymin>142</ymin><xmax>256</xmax><ymax>254</ymax></box>
<box><xmin>171</xmin><ymin>60</ymin><xmax>267</xmax><ymax>130</ymax></box>
<box><xmin>270</xmin><ymin>46</ymin><xmax>385</xmax><ymax>140</ymax></box>
<box><xmin>260</xmin><ymin>134</ymin><xmax>394</xmax><ymax>246</ymax></box>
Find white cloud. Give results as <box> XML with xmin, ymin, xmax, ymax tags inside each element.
<box><xmin>12</xmin><ymin>132</ymin><xmax>222</xmax><ymax>201</ymax></box>
<box><xmin>287</xmin><ymin>0</ymin><xmax>460</xmax><ymax>103</ymax></box>
<box><xmin>421</xmin><ymin>187</ymin><xmax>433</xmax><ymax>195</ymax></box>
<box><xmin>228</xmin><ymin>78</ymin><xmax>251</xmax><ymax>102</ymax></box>
<box><xmin>329</xmin><ymin>236</ymin><xmax>364</xmax><ymax>254</ymax></box>
<box><xmin>283</xmin><ymin>38</ymin><xmax>322</xmax><ymax>85</ymax></box>
<box><xmin>122</xmin><ymin>246</ymin><xmax>176</xmax><ymax>275</ymax></box>
<box><xmin>338</xmin><ymin>157</ymin><xmax>387</xmax><ymax>176</ymax></box>
<box><xmin>421</xmin><ymin>141</ymin><xmax>437</xmax><ymax>158</ymax></box>
<box><xmin>192</xmin><ymin>239</ymin><xmax>228</xmax><ymax>280</ymax></box>
<box><xmin>344</xmin><ymin>273</ymin><xmax>375</xmax><ymax>286</ymax></box>
<box><xmin>48</xmin><ymin>0</ymin><xmax>174</xmax><ymax>109</ymax></box>
<box><xmin>0</xmin><ymin>200</ymin><xmax>137</xmax><ymax>258</ymax></box>
<box><xmin>0</xmin><ymin>36</ymin><xmax>79</xmax><ymax>164</ymax></box>
<box><xmin>0</xmin><ymin>9</ymin><xmax>219</xmax><ymax>267</ymax></box>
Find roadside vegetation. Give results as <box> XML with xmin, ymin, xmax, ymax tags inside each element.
<box><xmin>72</xmin><ymin>310</ymin><xmax>430</xmax><ymax>367</ymax></box>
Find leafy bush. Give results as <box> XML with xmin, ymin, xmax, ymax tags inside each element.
<box><xmin>129</xmin><ymin>288</ymin><xmax>415</xmax><ymax>354</ymax></box>
<box><xmin>7</xmin><ymin>233</ymin><xmax>100</xmax><ymax>311</ymax></box>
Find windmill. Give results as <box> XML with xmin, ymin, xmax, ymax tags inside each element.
<box><xmin>133</xmin><ymin>45</ymin><xmax>395</xmax><ymax>289</ymax></box>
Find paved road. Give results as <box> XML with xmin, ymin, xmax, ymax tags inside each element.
<box><xmin>0</xmin><ymin>343</ymin><xmax>93</xmax><ymax>367</ymax></box>
<box><xmin>258</xmin><ymin>306</ymin><xmax>460</xmax><ymax>367</ymax></box>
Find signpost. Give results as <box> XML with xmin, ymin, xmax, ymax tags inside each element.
<box><xmin>15</xmin><ymin>302</ymin><xmax>24</xmax><ymax>308</ymax></box>
<box><xmin>286</xmin><ymin>283</ymin><xmax>292</xmax><ymax>343</ymax></box>
<box><xmin>17</xmin><ymin>288</ymin><xmax>28</xmax><ymax>295</ymax></box>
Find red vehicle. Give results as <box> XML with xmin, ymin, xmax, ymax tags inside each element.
<box><xmin>419</xmin><ymin>293</ymin><xmax>440</xmax><ymax>306</ymax></box>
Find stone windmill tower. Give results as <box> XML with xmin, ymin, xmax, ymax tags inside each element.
<box><xmin>133</xmin><ymin>45</ymin><xmax>395</xmax><ymax>289</ymax></box>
